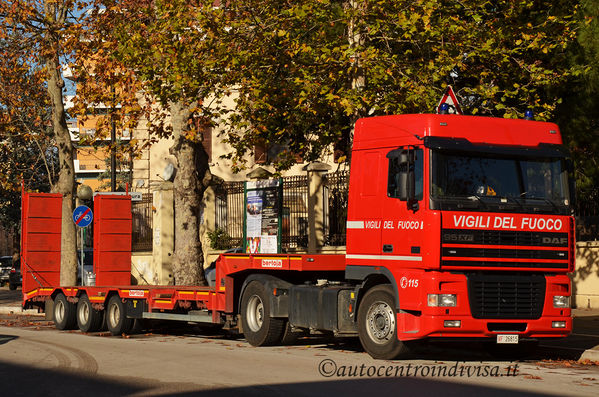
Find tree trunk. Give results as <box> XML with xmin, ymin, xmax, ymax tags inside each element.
<box><xmin>169</xmin><ymin>101</ymin><xmax>211</xmax><ymax>286</ymax></box>
<box><xmin>46</xmin><ymin>45</ymin><xmax>77</xmax><ymax>286</ymax></box>
<box><xmin>345</xmin><ymin>0</ymin><xmax>366</xmax><ymax>155</ymax></box>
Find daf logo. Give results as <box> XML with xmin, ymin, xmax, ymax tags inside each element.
<box><xmin>444</xmin><ymin>233</ymin><xmax>474</xmax><ymax>242</ymax></box>
<box><xmin>542</xmin><ymin>237</ymin><xmax>568</xmax><ymax>245</ymax></box>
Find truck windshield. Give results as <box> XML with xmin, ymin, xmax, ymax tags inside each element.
<box><xmin>431</xmin><ymin>151</ymin><xmax>571</xmax><ymax>214</ymax></box>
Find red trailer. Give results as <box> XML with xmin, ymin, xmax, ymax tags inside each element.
<box><xmin>22</xmin><ymin>114</ymin><xmax>575</xmax><ymax>360</ymax></box>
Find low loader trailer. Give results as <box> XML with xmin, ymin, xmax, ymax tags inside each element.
<box><xmin>22</xmin><ymin>114</ymin><xmax>575</xmax><ymax>360</ymax></box>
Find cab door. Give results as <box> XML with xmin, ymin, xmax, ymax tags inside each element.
<box><xmin>346</xmin><ymin>150</ymin><xmax>384</xmax><ymax>262</ymax></box>
<box><xmin>381</xmin><ymin>146</ymin><xmax>426</xmax><ymax>268</ymax></box>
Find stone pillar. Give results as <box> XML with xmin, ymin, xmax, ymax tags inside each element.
<box><xmin>200</xmin><ymin>186</ymin><xmax>216</xmax><ymax>269</ymax></box>
<box><xmin>151</xmin><ymin>182</ymin><xmax>174</xmax><ymax>285</ymax></box>
<box><xmin>304</xmin><ymin>162</ymin><xmax>331</xmax><ymax>253</ymax></box>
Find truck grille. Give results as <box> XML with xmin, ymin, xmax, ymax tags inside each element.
<box><xmin>443</xmin><ymin>229</ymin><xmax>568</xmax><ymax>247</ymax></box>
<box><xmin>442</xmin><ymin>229</ymin><xmax>569</xmax><ymax>270</ymax></box>
<box><xmin>467</xmin><ymin>273</ymin><xmax>546</xmax><ymax>319</ymax></box>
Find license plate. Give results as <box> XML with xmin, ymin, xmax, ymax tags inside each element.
<box><xmin>497</xmin><ymin>334</ymin><xmax>519</xmax><ymax>344</ymax></box>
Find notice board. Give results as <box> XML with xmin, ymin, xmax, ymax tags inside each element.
<box><xmin>243</xmin><ymin>179</ymin><xmax>283</xmax><ymax>254</ymax></box>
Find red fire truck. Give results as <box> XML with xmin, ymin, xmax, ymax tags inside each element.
<box><xmin>21</xmin><ymin>114</ymin><xmax>575</xmax><ymax>360</ymax></box>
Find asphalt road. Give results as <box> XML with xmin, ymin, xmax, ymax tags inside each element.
<box><xmin>0</xmin><ymin>285</ymin><xmax>21</xmax><ymax>306</ymax></box>
<box><xmin>1</xmin><ymin>316</ymin><xmax>598</xmax><ymax>397</ymax></box>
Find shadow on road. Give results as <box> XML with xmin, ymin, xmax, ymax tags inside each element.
<box><xmin>0</xmin><ymin>360</ymin><xmax>143</xmax><ymax>396</ymax></box>
<box><xmin>0</xmin><ymin>334</ymin><xmax>18</xmax><ymax>345</ymax></box>
<box><xmin>171</xmin><ymin>377</ymin><xmax>552</xmax><ymax>397</ymax></box>
<box><xmin>0</xmin><ymin>359</ymin><xmax>555</xmax><ymax>397</ymax></box>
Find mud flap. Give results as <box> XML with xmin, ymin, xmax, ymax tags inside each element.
<box><xmin>126</xmin><ymin>299</ymin><xmax>145</xmax><ymax>319</ymax></box>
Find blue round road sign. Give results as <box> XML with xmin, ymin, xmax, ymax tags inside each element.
<box><xmin>73</xmin><ymin>205</ymin><xmax>93</xmax><ymax>228</ymax></box>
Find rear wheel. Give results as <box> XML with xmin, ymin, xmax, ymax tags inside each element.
<box><xmin>241</xmin><ymin>281</ymin><xmax>285</xmax><ymax>346</ymax></box>
<box><xmin>358</xmin><ymin>284</ymin><xmax>410</xmax><ymax>360</ymax></box>
<box><xmin>54</xmin><ymin>293</ymin><xmax>76</xmax><ymax>330</ymax></box>
<box><xmin>106</xmin><ymin>295</ymin><xmax>134</xmax><ymax>336</ymax></box>
<box><xmin>76</xmin><ymin>295</ymin><xmax>103</xmax><ymax>333</ymax></box>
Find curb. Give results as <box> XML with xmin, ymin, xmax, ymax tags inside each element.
<box><xmin>538</xmin><ymin>342</ymin><xmax>599</xmax><ymax>364</ymax></box>
<box><xmin>580</xmin><ymin>348</ymin><xmax>599</xmax><ymax>362</ymax></box>
<box><xmin>0</xmin><ymin>306</ymin><xmax>44</xmax><ymax>316</ymax></box>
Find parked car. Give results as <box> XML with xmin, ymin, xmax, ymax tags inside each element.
<box><xmin>206</xmin><ymin>247</ymin><xmax>242</xmax><ymax>287</ymax></box>
<box><xmin>77</xmin><ymin>248</ymin><xmax>94</xmax><ymax>285</ymax></box>
<box><xmin>0</xmin><ymin>256</ymin><xmax>12</xmax><ymax>286</ymax></box>
<box><xmin>8</xmin><ymin>260</ymin><xmax>21</xmax><ymax>290</ymax></box>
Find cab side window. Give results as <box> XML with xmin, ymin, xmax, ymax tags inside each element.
<box><xmin>387</xmin><ymin>148</ymin><xmax>423</xmax><ymax>201</ymax></box>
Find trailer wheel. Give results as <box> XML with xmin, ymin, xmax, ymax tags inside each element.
<box><xmin>106</xmin><ymin>295</ymin><xmax>133</xmax><ymax>336</ymax></box>
<box><xmin>76</xmin><ymin>295</ymin><xmax>103</xmax><ymax>333</ymax></box>
<box><xmin>358</xmin><ymin>284</ymin><xmax>410</xmax><ymax>360</ymax></box>
<box><xmin>241</xmin><ymin>281</ymin><xmax>285</xmax><ymax>346</ymax></box>
<box><xmin>53</xmin><ymin>293</ymin><xmax>76</xmax><ymax>330</ymax></box>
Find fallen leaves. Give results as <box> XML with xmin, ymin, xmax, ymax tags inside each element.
<box><xmin>523</xmin><ymin>375</ymin><xmax>543</xmax><ymax>380</ymax></box>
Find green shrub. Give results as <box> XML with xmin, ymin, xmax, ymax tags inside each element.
<box><xmin>207</xmin><ymin>228</ymin><xmax>235</xmax><ymax>250</ymax></box>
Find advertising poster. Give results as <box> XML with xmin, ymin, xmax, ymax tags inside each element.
<box><xmin>244</xmin><ymin>179</ymin><xmax>283</xmax><ymax>254</ymax></box>
<box><xmin>246</xmin><ymin>191</ymin><xmax>263</xmax><ymax>237</ymax></box>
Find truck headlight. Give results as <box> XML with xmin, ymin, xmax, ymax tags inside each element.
<box><xmin>553</xmin><ymin>295</ymin><xmax>570</xmax><ymax>308</ymax></box>
<box><xmin>428</xmin><ymin>294</ymin><xmax>457</xmax><ymax>307</ymax></box>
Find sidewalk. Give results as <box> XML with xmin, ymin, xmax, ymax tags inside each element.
<box><xmin>539</xmin><ymin>308</ymin><xmax>599</xmax><ymax>362</ymax></box>
<box><xmin>0</xmin><ymin>286</ymin><xmax>42</xmax><ymax>315</ymax></box>
<box><xmin>1</xmin><ymin>285</ymin><xmax>598</xmax><ymax>361</ymax></box>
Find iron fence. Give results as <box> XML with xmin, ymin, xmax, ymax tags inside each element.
<box><xmin>132</xmin><ymin>193</ymin><xmax>153</xmax><ymax>251</ymax></box>
<box><xmin>214</xmin><ymin>176</ymin><xmax>310</xmax><ymax>251</ymax></box>
<box><xmin>214</xmin><ymin>181</ymin><xmax>245</xmax><ymax>249</ymax></box>
<box><xmin>323</xmin><ymin>170</ymin><xmax>350</xmax><ymax>246</ymax></box>
<box><xmin>282</xmin><ymin>175</ymin><xmax>309</xmax><ymax>249</ymax></box>
<box><xmin>575</xmin><ymin>192</ymin><xmax>599</xmax><ymax>241</ymax></box>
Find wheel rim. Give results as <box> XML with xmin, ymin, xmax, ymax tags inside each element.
<box><xmin>108</xmin><ymin>301</ymin><xmax>120</xmax><ymax>328</ymax></box>
<box><xmin>78</xmin><ymin>301</ymin><xmax>90</xmax><ymax>325</ymax></box>
<box><xmin>365</xmin><ymin>300</ymin><xmax>396</xmax><ymax>344</ymax></box>
<box><xmin>246</xmin><ymin>295</ymin><xmax>264</xmax><ymax>332</ymax></box>
<box><xmin>55</xmin><ymin>299</ymin><xmax>65</xmax><ymax>324</ymax></box>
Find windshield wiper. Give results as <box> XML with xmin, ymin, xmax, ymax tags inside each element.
<box><xmin>503</xmin><ymin>196</ymin><xmax>525</xmax><ymax>211</ymax></box>
<box><xmin>467</xmin><ymin>194</ymin><xmax>489</xmax><ymax>209</ymax></box>
<box><xmin>523</xmin><ymin>196</ymin><xmax>561</xmax><ymax>212</ymax></box>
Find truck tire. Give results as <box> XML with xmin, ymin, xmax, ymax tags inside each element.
<box><xmin>106</xmin><ymin>295</ymin><xmax>134</xmax><ymax>336</ymax></box>
<box><xmin>241</xmin><ymin>281</ymin><xmax>285</xmax><ymax>346</ymax></box>
<box><xmin>54</xmin><ymin>293</ymin><xmax>77</xmax><ymax>330</ymax></box>
<box><xmin>76</xmin><ymin>295</ymin><xmax>103</xmax><ymax>333</ymax></box>
<box><xmin>358</xmin><ymin>284</ymin><xmax>410</xmax><ymax>360</ymax></box>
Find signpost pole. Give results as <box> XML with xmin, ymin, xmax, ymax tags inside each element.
<box><xmin>72</xmin><ymin>205</ymin><xmax>93</xmax><ymax>286</ymax></box>
<box><xmin>80</xmin><ymin>227</ymin><xmax>84</xmax><ymax>286</ymax></box>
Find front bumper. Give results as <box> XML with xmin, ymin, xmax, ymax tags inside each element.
<box><xmin>398</xmin><ymin>314</ymin><xmax>571</xmax><ymax>340</ymax></box>
<box><xmin>394</xmin><ymin>270</ymin><xmax>572</xmax><ymax>341</ymax></box>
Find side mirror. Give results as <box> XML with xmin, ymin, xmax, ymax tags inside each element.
<box><xmin>387</xmin><ymin>147</ymin><xmax>419</xmax><ymax>212</ymax></box>
<box><xmin>405</xmin><ymin>150</ymin><xmax>418</xmax><ymax>212</ymax></box>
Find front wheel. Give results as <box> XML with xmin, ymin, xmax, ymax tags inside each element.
<box><xmin>357</xmin><ymin>284</ymin><xmax>410</xmax><ymax>360</ymax></box>
<box><xmin>240</xmin><ymin>281</ymin><xmax>285</xmax><ymax>346</ymax></box>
